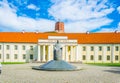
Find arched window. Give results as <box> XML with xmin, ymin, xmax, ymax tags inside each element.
<box><xmin>107</xmin><ymin>55</ymin><xmax>110</xmax><ymax>60</ymax></box>
<box><xmin>98</xmin><ymin>55</ymin><xmax>102</xmax><ymax>60</ymax></box>
<box><xmin>90</xmin><ymin>55</ymin><xmax>94</xmax><ymax>60</ymax></box>
<box><xmin>91</xmin><ymin>46</ymin><xmax>94</xmax><ymax>51</ymax></box>
<box><xmin>115</xmin><ymin>55</ymin><xmax>118</xmax><ymax>61</ymax></box>
<box><xmin>0</xmin><ymin>54</ymin><xmax>1</xmax><ymax>59</ymax></box>
<box><xmin>107</xmin><ymin>46</ymin><xmax>110</xmax><ymax>51</ymax></box>
<box><xmin>82</xmin><ymin>55</ymin><xmax>86</xmax><ymax>60</ymax></box>
<box><xmin>99</xmin><ymin>46</ymin><xmax>102</xmax><ymax>51</ymax></box>
<box><xmin>83</xmin><ymin>46</ymin><xmax>86</xmax><ymax>51</ymax></box>
<box><xmin>115</xmin><ymin>46</ymin><xmax>119</xmax><ymax>51</ymax></box>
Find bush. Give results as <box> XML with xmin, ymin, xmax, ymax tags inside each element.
<box><xmin>87</xmin><ymin>63</ymin><xmax>120</xmax><ymax>67</ymax></box>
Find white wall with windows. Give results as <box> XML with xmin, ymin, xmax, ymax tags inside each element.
<box><xmin>0</xmin><ymin>43</ymin><xmax>37</xmax><ymax>62</ymax></box>
<box><xmin>79</xmin><ymin>44</ymin><xmax>120</xmax><ymax>63</ymax></box>
<box><xmin>0</xmin><ymin>43</ymin><xmax>120</xmax><ymax>63</ymax></box>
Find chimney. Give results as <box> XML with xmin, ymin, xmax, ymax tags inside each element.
<box><xmin>55</xmin><ymin>21</ymin><xmax>64</xmax><ymax>33</ymax></box>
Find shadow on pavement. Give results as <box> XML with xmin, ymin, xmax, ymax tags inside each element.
<box><xmin>104</xmin><ymin>68</ymin><xmax>120</xmax><ymax>74</ymax></box>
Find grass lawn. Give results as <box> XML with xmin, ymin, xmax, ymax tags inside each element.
<box><xmin>87</xmin><ymin>63</ymin><xmax>120</xmax><ymax>67</ymax></box>
<box><xmin>1</xmin><ymin>62</ymin><xmax>26</xmax><ymax>64</ymax></box>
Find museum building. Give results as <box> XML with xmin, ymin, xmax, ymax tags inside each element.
<box><xmin>0</xmin><ymin>22</ymin><xmax>120</xmax><ymax>63</ymax></box>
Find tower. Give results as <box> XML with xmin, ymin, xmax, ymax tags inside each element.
<box><xmin>55</xmin><ymin>21</ymin><xmax>64</xmax><ymax>33</ymax></box>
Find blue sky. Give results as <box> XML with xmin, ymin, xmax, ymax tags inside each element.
<box><xmin>0</xmin><ymin>0</ymin><xmax>120</xmax><ymax>32</ymax></box>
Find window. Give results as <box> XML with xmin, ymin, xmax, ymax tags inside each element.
<box><xmin>115</xmin><ymin>55</ymin><xmax>118</xmax><ymax>61</ymax></box>
<box><xmin>82</xmin><ymin>55</ymin><xmax>86</xmax><ymax>60</ymax></box>
<box><xmin>14</xmin><ymin>45</ymin><xmax>18</xmax><ymax>50</ymax></box>
<box><xmin>14</xmin><ymin>54</ymin><xmax>18</xmax><ymax>59</ymax></box>
<box><xmin>107</xmin><ymin>55</ymin><xmax>110</xmax><ymax>60</ymax></box>
<box><xmin>107</xmin><ymin>46</ymin><xmax>110</xmax><ymax>51</ymax></box>
<box><xmin>23</xmin><ymin>54</ymin><xmax>26</xmax><ymax>59</ymax></box>
<box><xmin>6</xmin><ymin>54</ymin><xmax>9</xmax><ymax>59</ymax></box>
<box><xmin>83</xmin><ymin>46</ymin><xmax>86</xmax><ymax>51</ymax></box>
<box><xmin>0</xmin><ymin>54</ymin><xmax>1</xmax><ymax>59</ymax></box>
<box><xmin>115</xmin><ymin>46</ymin><xmax>119</xmax><ymax>51</ymax></box>
<box><xmin>22</xmin><ymin>45</ymin><xmax>25</xmax><ymax>50</ymax></box>
<box><xmin>0</xmin><ymin>45</ymin><xmax>1</xmax><ymax>50</ymax></box>
<box><xmin>6</xmin><ymin>45</ymin><xmax>10</xmax><ymax>50</ymax></box>
<box><xmin>30</xmin><ymin>46</ymin><xmax>33</xmax><ymax>50</ymax></box>
<box><xmin>90</xmin><ymin>55</ymin><xmax>94</xmax><ymax>60</ymax></box>
<box><xmin>30</xmin><ymin>54</ymin><xmax>33</xmax><ymax>59</ymax></box>
<box><xmin>98</xmin><ymin>55</ymin><xmax>102</xmax><ymax>60</ymax></box>
<box><xmin>91</xmin><ymin>46</ymin><xmax>94</xmax><ymax>51</ymax></box>
<box><xmin>68</xmin><ymin>46</ymin><xmax>70</xmax><ymax>51</ymax></box>
<box><xmin>99</xmin><ymin>46</ymin><xmax>102</xmax><ymax>51</ymax></box>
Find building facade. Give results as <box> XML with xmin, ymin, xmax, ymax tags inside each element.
<box><xmin>0</xmin><ymin>22</ymin><xmax>120</xmax><ymax>63</ymax></box>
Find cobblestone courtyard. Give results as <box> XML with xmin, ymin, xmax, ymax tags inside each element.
<box><xmin>0</xmin><ymin>63</ymin><xmax>120</xmax><ymax>83</ymax></box>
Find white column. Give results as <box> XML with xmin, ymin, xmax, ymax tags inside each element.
<box><xmin>70</xmin><ymin>46</ymin><xmax>73</xmax><ymax>62</ymax></box>
<box><xmin>65</xmin><ymin>46</ymin><xmax>68</xmax><ymax>61</ymax></box>
<box><xmin>76</xmin><ymin>46</ymin><xmax>79</xmax><ymax>62</ymax></box>
<box><xmin>62</xmin><ymin>46</ymin><xmax>65</xmax><ymax>60</ymax></box>
<box><xmin>51</xmin><ymin>45</ymin><xmax>54</xmax><ymax>60</ymax></box>
<box><xmin>43</xmin><ymin>45</ymin><xmax>46</xmax><ymax>62</ymax></box>
<box><xmin>37</xmin><ymin>45</ymin><xmax>41</xmax><ymax>61</ymax></box>
<box><xmin>48</xmin><ymin>45</ymin><xmax>51</xmax><ymax>61</ymax></box>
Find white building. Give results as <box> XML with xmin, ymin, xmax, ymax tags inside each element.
<box><xmin>0</xmin><ymin>22</ymin><xmax>120</xmax><ymax>63</ymax></box>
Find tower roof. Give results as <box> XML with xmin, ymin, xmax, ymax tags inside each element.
<box><xmin>55</xmin><ymin>22</ymin><xmax>64</xmax><ymax>33</ymax></box>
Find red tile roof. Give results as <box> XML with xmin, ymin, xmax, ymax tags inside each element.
<box><xmin>0</xmin><ymin>32</ymin><xmax>120</xmax><ymax>44</ymax></box>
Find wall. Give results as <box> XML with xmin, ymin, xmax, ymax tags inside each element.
<box><xmin>0</xmin><ymin>42</ymin><xmax>120</xmax><ymax>63</ymax></box>
<box><xmin>0</xmin><ymin>43</ymin><xmax>37</xmax><ymax>62</ymax></box>
<box><xmin>78</xmin><ymin>44</ymin><xmax>120</xmax><ymax>63</ymax></box>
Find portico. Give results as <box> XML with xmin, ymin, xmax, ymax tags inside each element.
<box><xmin>37</xmin><ymin>36</ymin><xmax>78</xmax><ymax>62</ymax></box>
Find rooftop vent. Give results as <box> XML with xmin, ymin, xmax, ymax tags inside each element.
<box><xmin>35</xmin><ymin>30</ymin><xmax>39</xmax><ymax>33</ymax></box>
<box><xmin>86</xmin><ymin>31</ymin><xmax>90</xmax><ymax>34</ymax></box>
<box><xmin>22</xmin><ymin>29</ymin><xmax>25</xmax><ymax>33</ymax></box>
<box><xmin>115</xmin><ymin>30</ymin><xmax>118</xmax><ymax>33</ymax></box>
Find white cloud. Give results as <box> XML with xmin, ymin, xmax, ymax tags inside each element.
<box><xmin>98</xmin><ymin>28</ymin><xmax>115</xmax><ymax>32</ymax></box>
<box><xmin>49</xmin><ymin>0</ymin><xmax>115</xmax><ymax>32</ymax></box>
<box><xmin>27</xmin><ymin>4</ymin><xmax>40</xmax><ymax>11</ymax></box>
<box><xmin>49</xmin><ymin>0</ymin><xmax>114</xmax><ymax>21</ymax></box>
<box><xmin>0</xmin><ymin>0</ymin><xmax>116</xmax><ymax>32</ymax></box>
<box><xmin>0</xmin><ymin>1</ymin><xmax>55</xmax><ymax>32</ymax></box>
<box><xmin>117</xmin><ymin>6</ymin><xmax>120</xmax><ymax>14</ymax></box>
<box><xmin>99</xmin><ymin>22</ymin><xmax>120</xmax><ymax>32</ymax></box>
<box><xmin>65</xmin><ymin>17</ymin><xmax>112</xmax><ymax>32</ymax></box>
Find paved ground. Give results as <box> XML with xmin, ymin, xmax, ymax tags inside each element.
<box><xmin>0</xmin><ymin>63</ymin><xmax>120</xmax><ymax>83</ymax></box>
